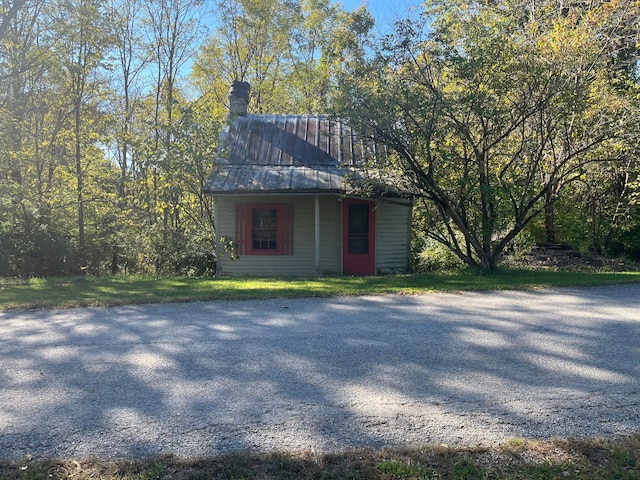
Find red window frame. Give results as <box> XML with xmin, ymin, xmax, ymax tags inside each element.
<box><xmin>235</xmin><ymin>203</ymin><xmax>294</xmax><ymax>256</ymax></box>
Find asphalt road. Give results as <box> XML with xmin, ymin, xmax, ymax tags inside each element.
<box><xmin>1</xmin><ymin>284</ymin><xmax>639</xmax><ymax>460</ymax></box>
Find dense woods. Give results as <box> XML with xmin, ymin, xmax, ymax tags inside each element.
<box><xmin>1</xmin><ymin>0</ymin><xmax>638</xmax><ymax>277</ymax></box>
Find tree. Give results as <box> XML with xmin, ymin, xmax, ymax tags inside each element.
<box><xmin>561</xmin><ymin>157</ymin><xmax>639</xmax><ymax>255</ymax></box>
<box><xmin>108</xmin><ymin>0</ymin><xmax>148</xmax><ymax>198</ymax></box>
<box><xmin>51</xmin><ymin>0</ymin><xmax>113</xmax><ymax>270</ymax></box>
<box><xmin>1</xmin><ymin>0</ymin><xmax>224</xmax><ymax>277</ymax></box>
<box><xmin>193</xmin><ymin>0</ymin><xmax>300</xmax><ymax>113</ymax></box>
<box><xmin>0</xmin><ymin>0</ymin><xmax>28</xmax><ymax>41</ymax></box>
<box><xmin>0</xmin><ymin>0</ymin><xmax>78</xmax><ymax>276</ymax></box>
<box><xmin>103</xmin><ymin>0</ymin><xmax>150</xmax><ymax>273</ymax></box>
<box><xmin>142</xmin><ymin>0</ymin><xmax>204</xmax><ymax>272</ymax></box>
<box><xmin>333</xmin><ymin>0</ymin><xmax>640</xmax><ymax>271</ymax></box>
<box><xmin>192</xmin><ymin>0</ymin><xmax>360</xmax><ymax>114</ymax></box>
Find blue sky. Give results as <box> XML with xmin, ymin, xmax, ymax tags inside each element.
<box><xmin>342</xmin><ymin>0</ymin><xmax>423</xmax><ymax>32</ymax></box>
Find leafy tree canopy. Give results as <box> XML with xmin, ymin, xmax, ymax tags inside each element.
<box><xmin>333</xmin><ymin>0</ymin><xmax>640</xmax><ymax>270</ymax></box>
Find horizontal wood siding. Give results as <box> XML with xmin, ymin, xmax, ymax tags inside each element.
<box><xmin>375</xmin><ymin>202</ymin><xmax>412</xmax><ymax>273</ymax></box>
<box><xmin>319</xmin><ymin>198</ymin><xmax>341</xmax><ymax>273</ymax></box>
<box><xmin>215</xmin><ymin>195</ymin><xmax>342</xmax><ymax>276</ymax></box>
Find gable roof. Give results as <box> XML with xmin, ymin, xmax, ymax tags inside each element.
<box><xmin>203</xmin><ymin>114</ymin><xmax>382</xmax><ymax>194</ymax></box>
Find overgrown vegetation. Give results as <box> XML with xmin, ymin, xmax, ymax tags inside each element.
<box><xmin>334</xmin><ymin>0</ymin><xmax>640</xmax><ymax>271</ymax></box>
<box><xmin>0</xmin><ymin>0</ymin><xmax>361</xmax><ymax>278</ymax></box>
<box><xmin>1</xmin><ymin>435</ymin><xmax>638</xmax><ymax>479</ymax></box>
<box><xmin>1</xmin><ymin>0</ymin><xmax>638</xmax><ymax>278</ymax></box>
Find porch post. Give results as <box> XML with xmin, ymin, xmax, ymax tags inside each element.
<box><xmin>315</xmin><ymin>195</ymin><xmax>320</xmax><ymax>275</ymax></box>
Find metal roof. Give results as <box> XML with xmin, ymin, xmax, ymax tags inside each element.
<box><xmin>203</xmin><ymin>114</ymin><xmax>381</xmax><ymax>194</ymax></box>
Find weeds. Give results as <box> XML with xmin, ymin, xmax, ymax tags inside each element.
<box><xmin>3</xmin><ymin>436</ymin><xmax>638</xmax><ymax>480</ymax></box>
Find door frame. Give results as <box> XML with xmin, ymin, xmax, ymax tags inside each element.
<box><xmin>342</xmin><ymin>198</ymin><xmax>376</xmax><ymax>275</ymax></box>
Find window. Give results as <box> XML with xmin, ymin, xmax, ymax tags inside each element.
<box><xmin>251</xmin><ymin>208</ymin><xmax>278</xmax><ymax>251</ymax></box>
<box><xmin>236</xmin><ymin>203</ymin><xmax>294</xmax><ymax>255</ymax></box>
<box><xmin>348</xmin><ymin>203</ymin><xmax>370</xmax><ymax>254</ymax></box>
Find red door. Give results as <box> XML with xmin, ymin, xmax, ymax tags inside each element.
<box><xmin>343</xmin><ymin>199</ymin><xmax>375</xmax><ymax>275</ymax></box>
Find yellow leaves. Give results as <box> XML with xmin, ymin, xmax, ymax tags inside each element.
<box><xmin>542</xmin><ymin>20</ymin><xmax>593</xmax><ymax>59</ymax></box>
<box><xmin>151</xmin><ymin>200</ymin><xmax>182</xmax><ymax>215</ymax></box>
<box><xmin>538</xmin><ymin>0</ymin><xmax>640</xmax><ymax>68</ymax></box>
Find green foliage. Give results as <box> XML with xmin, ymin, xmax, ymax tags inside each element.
<box><xmin>412</xmin><ymin>237</ymin><xmax>465</xmax><ymax>273</ymax></box>
<box><xmin>0</xmin><ymin>225</ymin><xmax>74</xmax><ymax>278</ymax></box>
<box><xmin>612</xmin><ymin>217</ymin><xmax>640</xmax><ymax>261</ymax></box>
<box><xmin>218</xmin><ymin>235</ymin><xmax>239</xmax><ymax>260</ymax></box>
<box><xmin>525</xmin><ymin>159</ymin><xmax>640</xmax><ymax>260</ymax></box>
<box><xmin>191</xmin><ymin>0</ymin><xmax>364</xmax><ymax>114</ymax></box>
<box><xmin>332</xmin><ymin>0</ymin><xmax>640</xmax><ymax>271</ymax></box>
<box><xmin>0</xmin><ymin>0</ymin><xmax>225</xmax><ymax>278</ymax></box>
<box><xmin>2</xmin><ymin>0</ymin><xmax>639</xmax><ymax>278</ymax></box>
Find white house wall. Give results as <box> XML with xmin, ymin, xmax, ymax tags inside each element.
<box><xmin>215</xmin><ymin>194</ymin><xmax>342</xmax><ymax>276</ymax></box>
<box><xmin>375</xmin><ymin>201</ymin><xmax>412</xmax><ymax>273</ymax></box>
<box><xmin>214</xmin><ymin>194</ymin><xmax>412</xmax><ymax>276</ymax></box>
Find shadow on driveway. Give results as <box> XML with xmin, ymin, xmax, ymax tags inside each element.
<box><xmin>1</xmin><ymin>284</ymin><xmax>638</xmax><ymax>459</ymax></box>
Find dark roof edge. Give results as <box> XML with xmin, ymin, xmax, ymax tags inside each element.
<box><xmin>202</xmin><ymin>189</ymin><xmax>345</xmax><ymax>195</ymax></box>
<box><xmin>203</xmin><ymin>189</ymin><xmax>413</xmax><ymax>203</ymax></box>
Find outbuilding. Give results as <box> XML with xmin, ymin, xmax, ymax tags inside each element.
<box><xmin>203</xmin><ymin>81</ymin><xmax>412</xmax><ymax>276</ymax></box>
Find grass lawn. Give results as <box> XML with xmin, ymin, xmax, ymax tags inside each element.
<box><xmin>1</xmin><ymin>269</ymin><xmax>640</xmax><ymax>310</ymax></box>
<box><xmin>1</xmin><ymin>269</ymin><xmax>639</xmax><ymax>479</ymax></box>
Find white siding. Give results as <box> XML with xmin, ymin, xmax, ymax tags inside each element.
<box><xmin>375</xmin><ymin>201</ymin><xmax>412</xmax><ymax>273</ymax></box>
<box><xmin>319</xmin><ymin>198</ymin><xmax>342</xmax><ymax>273</ymax></box>
<box><xmin>215</xmin><ymin>194</ymin><xmax>412</xmax><ymax>276</ymax></box>
<box><xmin>215</xmin><ymin>195</ymin><xmax>342</xmax><ymax>276</ymax></box>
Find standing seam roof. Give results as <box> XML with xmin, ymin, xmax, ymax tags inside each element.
<box><xmin>204</xmin><ymin>114</ymin><xmax>377</xmax><ymax>193</ymax></box>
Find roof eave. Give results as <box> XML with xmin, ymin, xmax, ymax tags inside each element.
<box><xmin>203</xmin><ymin>188</ymin><xmax>346</xmax><ymax>196</ymax></box>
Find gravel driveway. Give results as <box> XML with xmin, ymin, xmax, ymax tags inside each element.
<box><xmin>1</xmin><ymin>284</ymin><xmax>639</xmax><ymax>460</ymax></box>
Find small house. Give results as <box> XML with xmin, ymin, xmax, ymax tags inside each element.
<box><xmin>203</xmin><ymin>81</ymin><xmax>412</xmax><ymax>276</ymax></box>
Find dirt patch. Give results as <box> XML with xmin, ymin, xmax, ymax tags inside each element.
<box><xmin>503</xmin><ymin>244</ymin><xmax>639</xmax><ymax>272</ymax></box>
<box><xmin>2</xmin><ymin>434</ymin><xmax>639</xmax><ymax>479</ymax></box>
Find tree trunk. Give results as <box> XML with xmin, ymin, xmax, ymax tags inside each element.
<box><xmin>111</xmin><ymin>252</ymin><xmax>118</xmax><ymax>274</ymax></box>
<box><xmin>75</xmin><ymin>101</ymin><xmax>86</xmax><ymax>272</ymax></box>
<box><xmin>545</xmin><ymin>178</ymin><xmax>558</xmax><ymax>245</ymax></box>
<box><xmin>544</xmin><ymin>200</ymin><xmax>556</xmax><ymax>245</ymax></box>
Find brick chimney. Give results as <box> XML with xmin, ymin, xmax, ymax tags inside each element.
<box><xmin>228</xmin><ymin>80</ymin><xmax>250</xmax><ymax>117</ymax></box>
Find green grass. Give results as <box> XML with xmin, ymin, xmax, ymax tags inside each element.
<box><xmin>1</xmin><ymin>269</ymin><xmax>639</xmax><ymax>310</ymax></box>
<box><xmin>1</xmin><ymin>435</ymin><xmax>638</xmax><ymax>479</ymax></box>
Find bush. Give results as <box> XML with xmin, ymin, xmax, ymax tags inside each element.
<box><xmin>0</xmin><ymin>230</ymin><xmax>75</xmax><ymax>278</ymax></box>
<box><xmin>174</xmin><ymin>251</ymin><xmax>216</xmax><ymax>277</ymax></box>
<box><xmin>412</xmin><ymin>239</ymin><xmax>465</xmax><ymax>272</ymax></box>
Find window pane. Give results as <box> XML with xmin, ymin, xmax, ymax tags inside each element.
<box><xmin>348</xmin><ymin>204</ymin><xmax>369</xmax><ymax>254</ymax></box>
<box><xmin>349</xmin><ymin>204</ymin><xmax>369</xmax><ymax>234</ymax></box>
<box><xmin>252</xmin><ymin>208</ymin><xmax>278</xmax><ymax>251</ymax></box>
<box><xmin>349</xmin><ymin>238</ymin><xmax>368</xmax><ymax>254</ymax></box>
